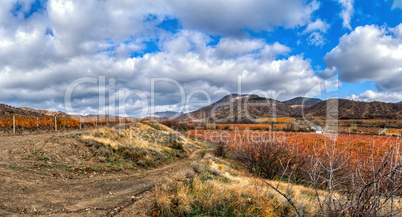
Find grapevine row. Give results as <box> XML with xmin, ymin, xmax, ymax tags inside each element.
<box><xmin>0</xmin><ymin>115</ymin><xmax>135</xmax><ymax>133</ymax></box>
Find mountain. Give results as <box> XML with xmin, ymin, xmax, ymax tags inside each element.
<box><xmin>397</xmin><ymin>101</ymin><xmax>402</xmax><ymax>104</ymax></box>
<box><xmin>303</xmin><ymin>99</ymin><xmax>402</xmax><ymax>119</ymax></box>
<box><xmin>283</xmin><ymin>97</ymin><xmax>323</xmax><ymax>106</ymax></box>
<box><xmin>0</xmin><ymin>104</ymin><xmax>68</xmax><ymax>118</ymax></box>
<box><xmin>84</xmin><ymin>114</ymin><xmax>119</xmax><ymax>118</ymax></box>
<box><xmin>176</xmin><ymin>94</ymin><xmax>296</xmax><ymax>123</ymax></box>
<box><xmin>144</xmin><ymin>111</ymin><xmax>184</xmax><ymax>119</ymax></box>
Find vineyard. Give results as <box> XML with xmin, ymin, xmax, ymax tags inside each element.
<box><xmin>188</xmin><ymin>129</ymin><xmax>402</xmax><ymax>170</ymax></box>
<box><xmin>215</xmin><ymin>123</ymin><xmax>289</xmax><ymax>130</ymax></box>
<box><xmin>0</xmin><ymin>115</ymin><xmax>135</xmax><ymax>135</ymax></box>
<box><xmin>179</xmin><ymin>117</ymin><xmax>402</xmax><ymax>136</ymax></box>
<box><xmin>256</xmin><ymin>117</ymin><xmax>294</xmax><ymax>123</ymax></box>
<box><xmin>305</xmin><ymin>119</ymin><xmax>402</xmax><ymax>130</ymax></box>
<box><xmin>180</xmin><ymin>122</ymin><xmax>292</xmax><ymax>131</ymax></box>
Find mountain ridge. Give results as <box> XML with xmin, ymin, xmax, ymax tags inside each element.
<box><xmin>176</xmin><ymin>94</ymin><xmax>402</xmax><ymax>122</ymax></box>
<box><xmin>144</xmin><ymin>111</ymin><xmax>184</xmax><ymax>119</ymax></box>
<box><xmin>176</xmin><ymin>94</ymin><xmax>296</xmax><ymax>123</ymax></box>
<box><xmin>0</xmin><ymin>104</ymin><xmax>68</xmax><ymax>118</ymax></box>
<box><xmin>1</xmin><ymin>95</ymin><xmax>401</xmax><ymax>121</ymax></box>
<box><xmin>282</xmin><ymin>97</ymin><xmax>323</xmax><ymax>106</ymax></box>
<box><xmin>303</xmin><ymin>98</ymin><xmax>402</xmax><ymax>119</ymax></box>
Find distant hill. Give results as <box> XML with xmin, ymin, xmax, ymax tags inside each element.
<box><xmin>144</xmin><ymin>111</ymin><xmax>184</xmax><ymax>119</ymax></box>
<box><xmin>397</xmin><ymin>101</ymin><xmax>402</xmax><ymax>104</ymax></box>
<box><xmin>0</xmin><ymin>104</ymin><xmax>68</xmax><ymax>118</ymax></box>
<box><xmin>283</xmin><ymin>97</ymin><xmax>323</xmax><ymax>106</ymax></box>
<box><xmin>176</xmin><ymin>94</ymin><xmax>296</xmax><ymax>123</ymax></box>
<box><xmin>84</xmin><ymin>114</ymin><xmax>120</xmax><ymax>118</ymax></box>
<box><xmin>3</xmin><ymin>97</ymin><xmax>401</xmax><ymax>122</ymax></box>
<box><xmin>303</xmin><ymin>99</ymin><xmax>402</xmax><ymax>119</ymax></box>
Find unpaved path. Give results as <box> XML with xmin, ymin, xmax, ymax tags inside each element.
<box><xmin>0</xmin><ymin>131</ymin><xmax>205</xmax><ymax>216</ymax></box>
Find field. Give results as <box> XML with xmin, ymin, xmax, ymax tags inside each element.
<box><xmin>256</xmin><ymin>117</ymin><xmax>295</xmax><ymax>123</ymax></box>
<box><xmin>180</xmin><ymin>117</ymin><xmax>402</xmax><ymax>136</ymax></box>
<box><xmin>0</xmin><ymin>115</ymin><xmax>136</xmax><ymax>135</ymax></box>
<box><xmin>188</xmin><ymin>129</ymin><xmax>401</xmax><ymax>165</ymax></box>
<box><xmin>215</xmin><ymin>123</ymin><xmax>289</xmax><ymax>130</ymax></box>
<box><xmin>307</xmin><ymin>119</ymin><xmax>402</xmax><ymax>135</ymax></box>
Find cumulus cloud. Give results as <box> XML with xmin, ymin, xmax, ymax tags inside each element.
<box><xmin>324</xmin><ymin>24</ymin><xmax>402</xmax><ymax>92</ymax></box>
<box><xmin>308</xmin><ymin>32</ymin><xmax>326</xmax><ymax>46</ymax></box>
<box><xmin>303</xmin><ymin>19</ymin><xmax>330</xmax><ymax>34</ymax></box>
<box><xmin>318</xmin><ymin>67</ymin><xmax>337</xmax><ymax>79</ymax></box>
<box><xmin>337</xmin><ymin>0</ymin><xmax>354</xmax><ymax>30</ymax></box>
<box><xmin>43</xmin><ymin>0</ymin><xmax>320</xmax><ymax>51</ymax></box>
<box><xmin>169</xmin><ymin>0</ymin><xmax>319</xmax><ymax>35</ymax></box>
<box><xmin>392</xmin><ymin>0</ymin><xmax>402</xmax><ymax>10</ymax></box>
<box><xmin>46</xmin><ymin>0</ymin><xmax>168</xmax><ymax>57</ymax></box>
<box><xmin>0</xmin><ymin>0</ymin><xmax>329</xmax><ymax>115</ymax></box>
<box><xmin>0</xmin><ymin>0</ymin><xmax>321</xmax><ymax>65</ymax></box>
<box><xmin>0</xmin><ymin>29</ymin><xmax>329</xmax><ymax>115</ymax></box>
<box><xmin>214</xmin><ymin>38</ymin><xmax>265</xmax><ymax>59</ymax></box>
<box><xmin>346</xmin><ymin>90</ymin><xmax>402</xmax><ymax>103</ymax></box>
<box><xmin>302</xmin><ymin>19</ymin><xmax>330</xmax><ymax>46</ymax></box>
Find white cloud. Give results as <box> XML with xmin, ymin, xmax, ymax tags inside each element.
<box><xmin>302</xmin><ymin>19</ymin><xmax>330</xmax><ymax>46</ymax></box>
<box><xmin>161</xmin><ymin>30</ymin><xmax>212</xmax><ymax>57</ymax></box>
<box><xmin>0</xmin><ymin>0</ymin><xmax>330</xmax><ymax>114</ymax></box>
<box><xmin>0</xmin><ymin>29</ymin><xmax>331</xmax><ymax>115</ymax></box>
<box><xmin>318</xmin><ymin>67</ymin><xmax>337</xmax><ymax>79</ymax></box>
<box><xmin>303</xmin><ymin>19</ymin><xmax>330</xmax><ymax>34</ymax></box>
<box><xmin>47</xmin><ymin>0</ymin><xmax>166</xmax><ymax>57</ymax></box>
<box><xmin>43</xmin><ymin>0</ymin><xmax>320</xmax><ymax>55</ymax></box>
<box><xmin>392</xmin><ymin>0</ymin><xmax>402</xmax><ymax>10</ymax></box>
<box><xmin>325</xmin><ymin>24</ymin><xmax>402</xmax><ymax>92</ymax></box>
<box><xmin>259</xmin><ymin>42</ymin><xmax>291</xmax><ymax>60</ymax></box>
<box><xmin>308</xmin><ymin>32</ymin><xmax>326</xmax><ymax>46</ymax></box>
<box><xmin>169</xmin><ymin>0</ymin><xmax>319</xmax><ymax>35</ymax></box>
<box><xmin>214</xmin><ymin>38</ymin><xmax>265</xmax><ymax>59</ymax></box>
<box><xmin>346</xmin><ymin>90</ymin><xmax>402</xmax><ymax>103</ymax></box>
<box><xmin>337</xmin><ymin>0</ymin><xmax>354</xmax><ymax>30</ymax></box>
<box><xmin>133</xmin><ymin>31</ymin><xmax>321</xmax><ymax>97</ymax></box>
<box><xmin>0</xmin><ymin>0</ymin><xmax>320</xmax><ymax>66</ymax></box>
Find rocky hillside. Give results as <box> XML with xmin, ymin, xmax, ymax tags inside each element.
<box><xmin>176</xmin><ymin>94</ymin><xmax>296</xmax><ymax>123</ymax></box>
<box><xmin>303</xmin><ymin>99</ymin><xmax>402</xmax><ymax>119</ymax></box>
<box><xmin>143</xmin><ymin>111</ymin><xmax>184</xmax><ymax>119</ymax></box>
<box><xmin>0</xmin><ymin>104</ymin><xmax>68</xmax><ymax>118</ymax></box>
<box><xmin>282</xmin><ymin>97</ymin><xmax>323</xmax><ymax>106</ymax></box>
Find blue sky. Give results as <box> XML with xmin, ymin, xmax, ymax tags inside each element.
<box><xmin>0</xmin><ymin>0</ymin><xmax>401</xmax><ymax>115</ymax></box>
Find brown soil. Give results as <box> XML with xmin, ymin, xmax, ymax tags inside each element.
<box><xmin>0</xmin><ymin>130</ymin><xmax>204</xmax><ymax>216</ymax></box>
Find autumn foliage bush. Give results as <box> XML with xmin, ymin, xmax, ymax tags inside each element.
<box><xmin>230</xmin><ymin>140</ymin><xmax>296</xmax><ymax>179</ymax></box>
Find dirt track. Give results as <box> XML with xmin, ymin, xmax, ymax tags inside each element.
<box><xmin>0</xmin><ymin>131</ymin><xmax>203</xmax><ymax>216</ymax></box>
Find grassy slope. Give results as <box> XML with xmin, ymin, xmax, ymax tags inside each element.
<box><xmin>121</xmin><ymin>152</ymin><xmax>334</xmax><ymax>217</ymax></box>
<box><xmin>80</xmin><ymin>121</ymin><xmax>207</xmax><ymax>169</ymax></box>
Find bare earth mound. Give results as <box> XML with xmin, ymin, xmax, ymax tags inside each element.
<box><xmin>0</xmin><ymin>122</ymin><xmax>206</xmax><ymax>216</ymax></box>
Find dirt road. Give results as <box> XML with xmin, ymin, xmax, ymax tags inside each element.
<box><xmin>0</xmin><ymin>131</ymin><xmax>204</xmax><ymax>216</ymax></box>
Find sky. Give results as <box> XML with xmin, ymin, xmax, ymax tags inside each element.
<box><xmin>0</xmin><ymin>0</ymin><xmax>401</xmax><ymax>116</ymax></box>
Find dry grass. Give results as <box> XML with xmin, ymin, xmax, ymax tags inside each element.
<box><xmin>81</xmin><ymin>135</ymin><xmax>120</xmax><ymax>149</ymax></box>
<box><xmin>83</xmin><ymin>121</ymin><xmax>202</xmax><ymax>150</ymax></box>
<box><xmin>151</xmin><ymin>152</ymin><xmax>402</xmax><ymax>216</ymax></box>
<box><xmin>80</xmin><ymin>121</ymin><xmax>207</xmax><ymax>168</ymax></box>
<box><xmin>151</xmin><ymin>153</ymin><xmax>331</xmax><ymax>216</ymax></box>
